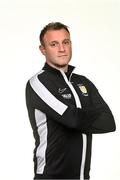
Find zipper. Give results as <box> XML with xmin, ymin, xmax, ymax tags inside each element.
<box><xmin>60</xmin><ymin>69</ymin><xmax>81</xmax><ymax>108</ymax></box>
<box><xmin>60</xmin><ymin>69</ymin><xmax>87</xmax><ymax>180</ymax></box>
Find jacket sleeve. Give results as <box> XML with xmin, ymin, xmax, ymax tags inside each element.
<box><xmin>82</xmin><ymin>78</ymin><xmax>116</xmax><ymax>134</ymax></box>
<box><xmin>25</xmin><ymin>80</ymin><xmax>102</xmax><ymax>132</ymax></box>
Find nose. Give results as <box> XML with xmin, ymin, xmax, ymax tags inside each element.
<box><xmin>58</xmin><ymin>43</ymin><xmax>65</xmax><ymax>52</ymax></box>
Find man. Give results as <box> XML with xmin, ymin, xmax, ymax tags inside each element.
<box><xmin>26</xmin><ymin>22</ymin><xmax>116</xmax><ymax>180</ymax></box>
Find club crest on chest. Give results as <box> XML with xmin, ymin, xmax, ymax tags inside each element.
<box><xmin>77</xmin><ymin>84</ymin><xmax>88</xmax><ymax>96</ymax></box>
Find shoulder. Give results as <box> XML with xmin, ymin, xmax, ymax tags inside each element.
<box><xmin>26</xmin><ymin>70</ymin><xmax>45</xmax><ymax>85</ymax></box>
<box><xmin>72</xmin><ymin>73</ymin><xmax>92</xmax><ymax>84</ymax></box>
<box><xmin>25</xmin><ymin>70</ymin><xmax>45</xmax><ymax>92</ymax></box>
<box><xmin>29</xmin><ymin>70</ymin><xmax>45</xmax><ymax>81</ymax></box>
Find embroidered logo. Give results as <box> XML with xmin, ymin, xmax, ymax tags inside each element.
<box><xmin>58</xmin><ymin>88</ymin><xmax>67</xmax><ymax>94</ymax></box>
<box><xmin>62</xmin><ymin>93</ymin><xmax>72</xmax><ymax>99</ymax></box>
<box><xmin>78</xmin><ymin>84</ymin><xmax>88</xmax><ymax>96</ymax></box>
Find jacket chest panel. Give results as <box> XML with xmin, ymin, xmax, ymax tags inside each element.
<box><xmin>55</xmin><ymin>80</ymin><xmax>77</xmax><ymax>106</ymax></box>
<box><xmin>71</xmin><ymin>82</ymin><xmax>91</xmax><ymax>108</ymax></box>
<box><xmin>50</xmin><ymin>77</ymin><xmax>91</xmax><ymax>108</ymax></box>
<box><xmin>40</xmin><ymin>72</ymin><xmax>91</xmax><ymax>108</ymax></box>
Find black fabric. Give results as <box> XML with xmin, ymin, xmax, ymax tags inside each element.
<box><xmin>26</xmin><ymin>63</ymin><xmax>116</xmax><ymax>179</ymax></box>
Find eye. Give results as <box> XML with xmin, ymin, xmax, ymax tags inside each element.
<box><xmin>63</xmin><ymin>40</ymin><xmax>71</xmax><ymax>45</ymax></box>
<box><xmin>50</xmin><ymin>42</ymin><xmax>59</xmax><ymax>47</ymax></box>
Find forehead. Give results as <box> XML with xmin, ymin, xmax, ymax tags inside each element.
<box><xmin>43</xmin><ymin>29</ymin><xmax>70</xmax><ymax>42</ymax></box>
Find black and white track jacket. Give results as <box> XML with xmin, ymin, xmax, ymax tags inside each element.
<box><xmin>26</xmin><ymin>63</ymin><xmax>116</xmax><ymax>180</ymax></box>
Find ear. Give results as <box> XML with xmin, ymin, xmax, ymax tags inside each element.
<box><xmin>39</xmin><ymin>45</ymin><xmax>46</xmax><ymax>56</ymax></box>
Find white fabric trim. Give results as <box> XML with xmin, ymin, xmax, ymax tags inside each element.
<box><xmin>80</xmin><ymin>134</ymin><xmax>87</xmax><ymax>180</ymax></box>
<box><xmin>60</xmin><ymin>70</ymin><xmax>82</xmax><ymax>108</ymax></box>
<box><xmin>30</xmin><ymin>71</ymin><xmax>68</xmax><ymax>116</ymax></box>
<box><xmin>60</xmin><ymin>69</ymin><xmax>87</xmax><ymax>180</ymax></box>
<box><xmin>35</xmin><ymin>109</ymin><xmax>47</xmax><ymax>174</ymax></box>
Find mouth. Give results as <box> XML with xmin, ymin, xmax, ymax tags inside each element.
<box><xmin>58</xmin><ymin>55</ymin><xmax>67</xmax><ymax>57</ymax></box>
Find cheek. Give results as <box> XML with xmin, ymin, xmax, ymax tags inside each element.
<box><xmin>49</xmin><ymin>49</ymin><xmax>57</xmax><ymax>56</ymax></box>
<box><xmin>45</xmin><ymin>49</ymin><xmax>56</xmax><ymax>58</ymax></box>
<box><xmin>67</xmin><ymin>46</ymin><xmax>72</xmax><ymax>54</ymax></box>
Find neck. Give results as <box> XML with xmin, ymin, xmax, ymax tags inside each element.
<box><xmin>46</xmin><ymin>62</ymin><xmax>69</xmax><ymax>72</ymax></box>
<box><xmin>60</xmin><ymin>65</ymin><xmax>68</xmax><ymax>72</ymax></box>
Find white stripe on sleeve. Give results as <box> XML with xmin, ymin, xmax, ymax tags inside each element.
<box><xmin>30</xmin><ymin>71</ymin><xmax>68</xmax><ymax>116</ymax></box>
<box><xmin>35</xmin><ymin>109</ymin><xmax>47</xmax><ymax>174</ymax></box>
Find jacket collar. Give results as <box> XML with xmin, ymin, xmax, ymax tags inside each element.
<box><xmin>43</xmin><ymin>63</ymin><xmax>75</xmax><ymax>79</ymax></box>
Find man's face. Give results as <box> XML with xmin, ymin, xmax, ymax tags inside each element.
<box><xmin>39</xmin><ymin>29</ymin><xmax>72</xmax><ymax>69</ymax></box>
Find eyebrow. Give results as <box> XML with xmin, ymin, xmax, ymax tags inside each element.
<box><xmin>49</xmin><ymin>41</ymin><xmax>59</xmax><ymax>44</ymax></box>
<box><xmin>49</xmin><ymin>39</ymin><xmax>71</xmax><ymax>43</ymax></box>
